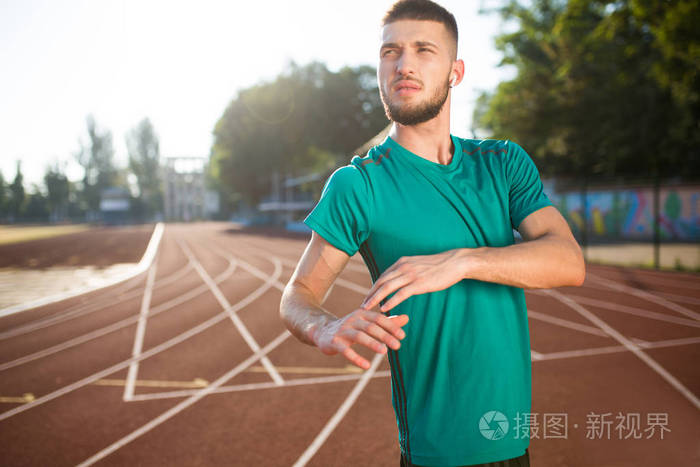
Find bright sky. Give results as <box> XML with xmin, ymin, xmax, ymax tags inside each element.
<box><xmin>0</xmin><ymin>0</ymin><xmax>513</xmax><ymax>188</ymax></box>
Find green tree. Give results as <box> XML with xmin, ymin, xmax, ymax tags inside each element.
<box><xmin>210</xmin><ymin>62</ymin><xmax>387</xmax><ymax>208</ymax></box>
<box><xmin>475</xmin><ymin>0</ymin><xmax>699</xmax><ymax>180</ymax></box>
<box><xmin>9</xmin><ymin>161</ymin><xmax>25</xmax><ymax>220</ymax></box>
<box><xmin>44</xmin><ymin>163</ymin><xmax>70</xmax><ymax>222</ymax></box>
<box><xmin>75</xmin><ymin>115</ymin><xmax>118</xmax><ymax>213</ymax></box>
<box><xmin>0</xmin><ymin>171</ymin><xmax>6</xmax><ymax>219</ymax></box>
<box><xmin>126</xmin><ymin>118</ymin><xmax>162</xmax><ymax>219</ymax></box>
<box><xmin>24</xmin><ymin>188</ymin><xmax>50</xmax><ymax>221</ymax></box>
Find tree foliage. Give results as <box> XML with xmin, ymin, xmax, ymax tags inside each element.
<box><xmin>0</xmin><ymin>171</ymin><xmax>6</xmax><ymax>218</ymax></box>
<box><xmin>9</xmin><ymin>161</ymin><xmax>25</xmax><ymax>220</ymax></box>
<box><xmin>75</xmin><ymin>115</ymin><xmax>118</xmax><ymax>212</ymax></box>
<box><xmin>474</xmin><ymin>0</ymin><xmax>700</xmax><ymax>179</ymax></box>
<box><xmin>210</xmin><ymin>62</ymin><xmax>388</xmax><ymax>207</ymax></box>
<box><xmin>127</xmin><ymin>118</ymin><xmax>162</xmax><ymax>218</ymax></box>
<box><xmin>44</xmin><ymin>163</ymin><xmax>70</xmax><ymax>221</ymax></box>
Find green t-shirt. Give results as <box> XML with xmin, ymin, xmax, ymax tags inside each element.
<box><xmin>304</xmin><ymin>134</ymin><xmax>552</xmax><ymax>466</ymax></box>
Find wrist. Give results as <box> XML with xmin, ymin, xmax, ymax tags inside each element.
<box><xmin>305</xmin><ymin>314</ymin><xmax>333</xmax><ymax>347</ymax></box>
<box><xmin>460</xmin><ymin>247</ymin><xmax>487</xmax><ymax>280</ymax></box>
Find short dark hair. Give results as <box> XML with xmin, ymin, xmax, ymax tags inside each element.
<box><xmin>382</xmin><ymin>0</ymin><xmax>458</xmax><ymax>54</ymax></box>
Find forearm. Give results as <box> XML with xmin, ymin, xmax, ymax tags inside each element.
<box><xmin>280</xmin><ymin>282</ymin><xmax>337</xmax><ymax>346</ymax></box>
<box><xmin>462</xmin><ymin>233</ymin><xmax>585</xmax><ymax>289</ymax></box>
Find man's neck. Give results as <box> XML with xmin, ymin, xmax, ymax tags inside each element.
<box><xmin>388</xmin><ymin>107</ymin><xmax>454</xmax><ymax>165</ymax></box>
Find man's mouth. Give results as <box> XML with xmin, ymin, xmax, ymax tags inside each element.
<box><xmin>394</xmin><ymin>81</ymin><xmax>421</xmax><ymax>95</ymax></box>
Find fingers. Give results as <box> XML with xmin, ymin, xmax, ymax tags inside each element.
<box><xmin>371</xmin><ymin>311</ymin><xmax>409</xmax><ymax>340</ymax></box>
<box><xmin>357</xmin><ymin>320</ymin><xmax>400</xmax><ymax>350</ymax></box>
<box><xmin>379</xmin><ymin>285</ymin><xmax>418</xmax><ymax>312</ymax></box>
<box><xmin>387</xmin><ymin>313</ymin><xmax>410</xmax><ymax>330</ymax></box>
<box><xmin>341</xmin><ymin>310</ymin><xmax>406</xmax><ymax>351</ymax></box>
<box><xmin>342</xmin><ymin>346</ymin><xmax>371</xmax><ymax>370</ymax></box>
<box><xmin>362</xmin><ymin>273</ymin><xmax>413</xmax><ymax>311</ymax></box>
<box><xmin>362</xmin><ymin>267</ymin><xmax>401</xmax><ymax>306</ymax></box>
<box><xmin>319</xmin><ymin>309</ymin><xmax>410</xmax><ymax>370</ymax></box>
<box><xmin>345</xmin><ymin>328</ymin><xmax>388</xmax><ymax>354</ymax></box>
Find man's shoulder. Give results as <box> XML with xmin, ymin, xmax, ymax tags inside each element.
<box><xmin>458</xmin><ymin>137</ymin><xmax>522</xmax><ymax>157</ymax></box>
<box><xmin>343</xmin><ymin>143</ymin><xmax>395</xmax><ymax>186</ymax></box>
<box><xmin>350</xmin><ymin>143</ymin><xmax>392</xmax><ymax>170</ymax></box>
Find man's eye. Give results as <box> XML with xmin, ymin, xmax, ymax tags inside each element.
<box><xmin>382</xmin><ymin>50</ymin><xmax>396</xmax><ymax>56</ymax></box>
<box><xmin>418</xmin><ymin>48</ymin><xmax>431</xmax><ymax>53</ymax></box>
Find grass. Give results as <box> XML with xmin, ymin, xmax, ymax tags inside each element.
<box><xmin>0</xmin><ymin>224</ymin><xmax>92</xmax><ymax>246</ymax></box>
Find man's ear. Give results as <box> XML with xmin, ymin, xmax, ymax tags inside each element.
<box><xmin>450</xmin><ymin>59</ymin><xmax>465</xmax><ymax>87</ymax></box>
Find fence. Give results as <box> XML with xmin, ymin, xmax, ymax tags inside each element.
<box><xmin>545</xmin><ymin>178</ymin><xmax>699</xmax><ymax>269</ymax></box>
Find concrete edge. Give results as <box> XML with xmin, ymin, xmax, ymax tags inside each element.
<box><xmin>0</xmin><ymin>223</ymin><xmax>165</xmax><ymax>318</ymax></box>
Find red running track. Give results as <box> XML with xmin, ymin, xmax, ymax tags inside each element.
<box><xmin>0</xmin><ymin>222</ymin><xmax>698</xmax><ymax>466</ymax></box>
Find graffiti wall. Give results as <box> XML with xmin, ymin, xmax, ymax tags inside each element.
<box><xmin>546</xmin><ymin>185</ymin><xmax>700</xmax><ymax>242</ymax></box>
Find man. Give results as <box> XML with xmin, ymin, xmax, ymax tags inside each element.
<box><xmin>280</xmin><ymin>1</ymin><xmax>585</xmax><ymax>465</ymax></box>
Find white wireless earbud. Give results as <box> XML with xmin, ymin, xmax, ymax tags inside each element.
<box><xmin>450</xmin><ymin>76</ymin><xmax>456</xmax><ymax>87</ymax></box>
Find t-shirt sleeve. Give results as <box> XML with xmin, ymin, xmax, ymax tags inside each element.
<box><xmin>303</xmin><ymin>164</ymin><xmax>372</xmax><ymax>256</ymax></box>
<box><xmin>506</xmin><ymin>142</ymin><xmax>553</xmax><ymax>230</ymax></box>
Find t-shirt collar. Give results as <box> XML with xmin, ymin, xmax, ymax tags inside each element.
<box><xmin>382</xmin><ymin>134</ymin><xmax>462</xmax><ymax>173</ymax></box>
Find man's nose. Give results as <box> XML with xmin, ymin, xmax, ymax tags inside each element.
<box><xmin>395</xmin><ymin>51</ymin><xmax>416</xmax><ymax>77</ymax></box>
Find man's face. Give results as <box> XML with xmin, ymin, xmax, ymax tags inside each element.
<box><xmin>378</xmin><ymin>19</ymin><xmax>455</xmax><ymax>126</ymax></box>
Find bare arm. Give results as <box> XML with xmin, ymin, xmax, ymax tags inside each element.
<box><xmin>462</xmin><ymin>205</ymin><xmax>585</xmax><ymax>288</ymax></box>
<box><xmin>361</xmin><ymin>206</ymin><xmax>586</xmax><ymax>312</ymax></box>
<box><xmin>280</xmin><ymin>231</ymin><xmax>408</xmax><ymax>369</ymax></box>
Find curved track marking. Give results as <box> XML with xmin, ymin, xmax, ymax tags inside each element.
<box><xmin>179</xmin><ymin>239</ymin><xmax>284</xmax><ymax>385</ymax></box>
<box><xmin>543</xmin><ymin>288</ymin><xmax>700</xmax><ymax>410</ymax></box>
<box><xmin>128</xmin><ymin>371</ymin><xmax>393</xmax><ymax>401</ymax></box>
<box><xmin>0</xmin><ymin>254</ymin><xmax>236</xmax><ymax>372</ymax></box>
<box><xmin>576</xmin><ymin>277</ymin><xmax>700</xmax><ymax>305</ymax></box>
<box><xmin>74</xmin><ymin>234</ymin><xmax>341</xmax><ymax>464</ymax></box>
<box><xmin>528</xmin><ymin>290</ymin><xmax>700</xmax><ymax>329</ymax></box>
<box><xmin>0</xmin><ymin>240</ymin><xmax>193</xmax><ymax>342</ymax></box>
<box><xmin>587</xmin><ymin>272</ymin><xmax>700</xmax><ymax>321</ymax></box>
<box><xmin>124</xmin><ymin>259</ymin><xmax>159</xmax><ymax>401</ymax></box>
<box><xmin>534</xmin><ymin>336</ymin><xmax>700</xmax><ymax>361</ymax></box>
<box><xmin>0</xmin><ymin>235</ymin><xmax>278</xmax><ymax>421</ymax></box>
<box><xmin>76</xmin><ymin>331</ymin><xmax>291</xmax><ymax>467</ymax></box>
<box><xmin>527</xmin><ymin>309</ymin><xmax>609</xmax><ymax>337</ymax></box>
<box><xmin>0</xmin><ymin>223</ymin><xmax>164</xmax><ymax>318</ymax></box>
<box><xmin>293</xmin><ymin>352</ymin><xmax>384</xmax><ymax>467</ymax></box>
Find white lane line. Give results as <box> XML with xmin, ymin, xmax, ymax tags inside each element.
<box><xmin>536</xmin><ymin>336</ymin><xmax>700</xmax><ymax>361</ymax></box>
<box><xmin>587</xmin><ymin>272</ymin><xmax>700</xmax><ymax>321</ymax></box>
<box><xmin>124</xmin><ymin>260</ymin><xmax>158</xmax><ymax>402</ymax></box>
<box><xmin>527</xmin><ymin>309</ymin><xmax>609</xmax><ymax>337</ymax></box>
<box><xmin>76</xmin><ymin>331</ymin><xmax>291</xmax><ymax>467</ymax></box>
<box><xmin>123</xmin><ymin>334</ymin><xmax>700</xmax><ymax>402</ymax></box>
<box><xmin>529</xmin><ymin>290</ymin><xmax>700</xmax><ymax>329</ymax></box>
<box><xmin>543</xmin><ymin>288</ymin><xmax>700</xmax><ymax>410</ymax></box>
<box><xmin>75</xmin><ymin>237</ymin><xmax>339</xmax><ymax>463</ymax></box>
<box><xmin>228</xmin><ymin>238</ymin><xmax>387</xmax><ymax>467</ymax></box>
<box><xmin>292</xmin><ymin>352</ymin><xmax>384</xmax><ymax>467</ymax></box>
<box><xmin>587</xmin><ymin>270</ymin><xmax>699</xmax><ymax>291</ymax></box>
<box><xmin>655</xmin><ymin>292</ymin><xmax>700</xmax><ymax>306</ymax></box>
<box><xmin>0</xmin><ymin>260</ymin><xmax>236</xmax><ymax>372</ymax></box>
<box><xmin>0</xmin><ymin>249</ymin><xmax>278</xmax><ymax>421</ymax></box>
<box><xmin>0</xmin><ymin>262</ymin><xmax>194</xmax><ymax>341</ymax></box>
<box><xmin>179</xmin><ymin>240</ymin><xmax>284</xmax><ymax>386</ymax></box>
<box><xmin>127</xmin><ymin>371</ymin><xmax>393</xmax><ymax>401</ymax></box>
<box><xmin>231</xmin><ymin>240</ymin><xmax>371</xmax><ymax>295</ymax></box>
<box><xmin>577</xmin><ymin>278</ymin><xmax>700</xmax><ymax>305</ymax></box>
<box><xmin>0</xmin><ymin>223</ymin><xmax>164</xmax><ymax>318</ymax></box>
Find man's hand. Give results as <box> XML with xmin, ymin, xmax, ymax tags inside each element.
<box><xmin>361</xmin><ymin>249</ymin><xmax>467</xmax><ymax>313</ymax></box>
<box><xmin>312</xmin><ymin>309</ymin><xmax>409</xmax><ymax>370</ymax></box>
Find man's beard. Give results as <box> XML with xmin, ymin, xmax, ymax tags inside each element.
<box><xmin>380</xmin><ymin>74</ymin><xmax>450</xmax><ymax>126</ymax></box>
